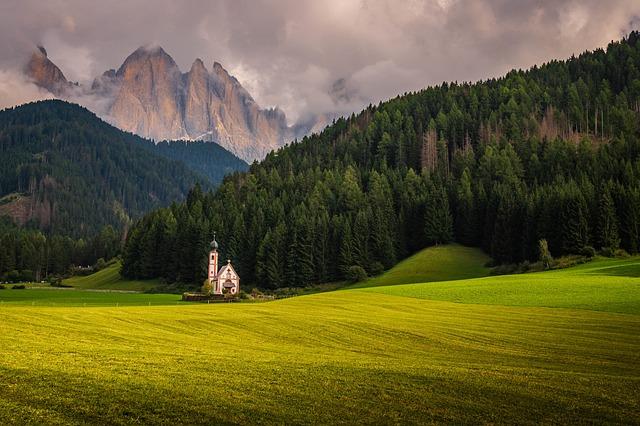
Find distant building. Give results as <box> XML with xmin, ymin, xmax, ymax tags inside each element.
<box><xmin>207</xmin><ymin>235</ymin><xmax>240</xmax><ymax>295</ymax></box>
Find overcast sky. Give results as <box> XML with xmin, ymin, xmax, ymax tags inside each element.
<box><xmin>1</xmin><ymin>0</ymin><xmax>639</xmax><ymax>123</ymax></box>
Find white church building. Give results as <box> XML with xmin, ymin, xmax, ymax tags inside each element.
<box><xmin>207</xmin><ymin>235</ymin><xmax>240</xmax><ymax>295</ymax></box>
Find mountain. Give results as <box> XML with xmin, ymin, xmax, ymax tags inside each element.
<box><xmin>0</xmin><ymin>100</ymin><xmax>246</xmax><ymax>237</ymax></box>
<box><xmin>122</xmin><ymin>32</ymin><xmax>640</xmax><ymax>288</ymax></box>
<box><xmin>25</xmin><ymin>45</ymin><xmax>313</xmax><ymax>162</ymax></box>
<box><xmin>24</xmin><ymin>46</ymin><xmax>76</xmax><ymax>96</ymax></box>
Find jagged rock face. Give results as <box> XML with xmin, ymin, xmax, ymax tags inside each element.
<box><xmin>108</xmin><ymin>46</ymin><xmax>187</xmax><ymax>143</ymax></box>
<box><xmin>103</xmin><ymin>47</ymin><xmax>291</xmax><ymax>161</ymax></box>
<box><xmin>24</xmin><ymin>45</ymin><xmax>322</xmax><ymax>162</ymax></box>
<box><xmin>24</xmin><ymin>46</ymin><xmax>73</xmax><ymax>96</ymax></box>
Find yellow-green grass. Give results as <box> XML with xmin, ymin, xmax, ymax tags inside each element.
<box><xmin>363</xmin><ymin>257</ymin><xmax>640</xmax><ymax>315</ymax></box>
<box><xmin>350</xmin><ymin>244</ymin><xmax>491</xmax><ymax>288</ymax></box>
<box><xmin>64</xmin><ymin>261</ymin><xmax>160</xmax><ymax>292</ymax></box>
<box><xmin>0</xmin><ymin>257</ymin><xmax>639</xmax><ymax>423</ymax></box>
<box><xmin>0</xmin><ymin>291</ymin><xmax>639</xmax><ymax>424</ymax></box>
<box><xmin>0</xmin><ymin>288</ymin><xmax>184</xmax><ymax>307</ymax></box>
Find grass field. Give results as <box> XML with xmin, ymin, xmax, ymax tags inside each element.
<box><xmin>0</xmin><ymin>251</ymin><xmax>639</xmax><ymax>424</ymax></box>
<box><xmin>363</xmin><ymin>257</ymin><xmax>640</xmax><ymax>314</ymax></box>
<box><xmin>350</xmin><ymin>244</ymin><xmax>491</xmax><ymax>288</ymax></box>
<box><xmin>0</xmin><ymin>288</ymin><xmax>184</xmax><ymax>306</ymax></box>
<box><xmin>63</xmin><ymin>262</ymin><xmax>160</xmax><ymax>292</ymax></box>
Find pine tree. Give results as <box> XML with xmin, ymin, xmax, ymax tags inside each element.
<box><xmin>424</xmin><ymin>184</ymin><xmax>453</xmax><ymax>245</ymax></box>
<box><xmin>597</xmin><ymin>183</ymin><xmax>621</xmax><ymax>250</ymax></box>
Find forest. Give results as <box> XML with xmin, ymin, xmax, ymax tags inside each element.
<box><xmin>121</xmin><ymin>32</ymin><xmax>640</xmax><ymax>289</ymax></box>
<box><xmin>0</xmin><ymin>100</ymin><xmax>248</xmax><ymax>280</ymax></box>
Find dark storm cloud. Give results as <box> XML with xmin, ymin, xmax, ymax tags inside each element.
<box><xmin>1</xmin><ymin>0</ymin><xmax>639</xmax><ymax>121</ymax></box>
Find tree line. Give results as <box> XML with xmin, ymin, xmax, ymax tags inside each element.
<box><xmin>0</xmin><ymin>219</ymin><xmax>120</xmax><ymax>282</ymax></box>
<box><xmin>120</xmin><ymin>32</ymin><xmax>640</xmax><ymax>289</ymax></box>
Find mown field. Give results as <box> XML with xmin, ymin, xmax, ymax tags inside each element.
<box><xmin>0</xmin><ymin>250</ymin><xmax>639</xmax><ymax>424</ymax></box>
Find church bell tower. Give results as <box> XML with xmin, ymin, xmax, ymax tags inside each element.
<box><xmin>208</xmin><ymin>234</ymin><xmax>219</xmax><ymax>293</ymax></box>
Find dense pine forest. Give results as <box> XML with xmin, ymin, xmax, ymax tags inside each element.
<box><xmin>0</xmin><ymin>100</ymin><xmax>247</xmax><ymax>280</ymax></box>
<box><xmin>122</xmin><ymin>32</ymin><xmax>640</xmax><ymax>289</ymax></box>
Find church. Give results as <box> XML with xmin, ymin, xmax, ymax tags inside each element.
<box><xmin>207</xmin><ymin>235</ymin><xmax>240</xmax><ymax>295</ymax></box>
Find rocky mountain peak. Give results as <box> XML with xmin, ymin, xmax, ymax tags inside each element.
<box><xmin>24</xmin><ymin>45</ymin><xmax>73</xmax><ymax>96</ymax></box>
<box><xmin>21</xmin><ymin>45</ymin><xmax>326</xmax><ymax>162</ymax></box>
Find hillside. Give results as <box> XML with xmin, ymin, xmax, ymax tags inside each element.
<box><xmin>123</xmin><ymin>32</ymin><xmax>640</xmax><ymax>289</ymax></box>
<box><xmin>363</xmin><ymin>256</ymin><xmax>640</xmax><ymax>315</ymax></box>
<box><xmin>0</xmin><ymin>256</ymin><xmax>638</xmax><ymax>422</ymax></box>
<box><xmin>350</xmin><ymin>244</ymin><xmax>490</xmax><ymax>288</ymax></box>
<box><xmin>0</xmin><ymin>100</ymin><xmax>245</xmax><ymax>237</ymax></box>
<box><xmin>63</xmin><ymin>261</ymin><xmax>160</xmax><ymax>292</ymax></box>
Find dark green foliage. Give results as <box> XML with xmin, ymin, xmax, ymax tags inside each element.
<box><xmin>122</xmin><ymin>32</ymin><xmax>640</xmax><ymax>288</ymax></box>
<box><xmin>424</xmin><ymin>183</ymin><xmax>453</xmax><ymax>245</ymax></box>
<box><xmin>597</xmin><ymin>183</ymin><xmax>621</xmax><ymax>250</ymax></box>
<box><xmin>0</xmin><ymin>100</ymin><xmax>245</xmax><ymax>238</ymax></box>
<box><xmin>0</xmin><ymin>217</ymin><xmax>120</xmax><ymax>281</ymax></box>
<box><xmin>346</xmin><ymin>265</ymin><xmax>368</xmax><ymax>283</ymax></box>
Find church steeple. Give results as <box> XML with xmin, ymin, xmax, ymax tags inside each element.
<box><xmin>207</xmin><ymin>233</ymin><xmax>219</xmax><ymax>292</ymax></box>
<box><xmin>210</xmin><ymin>233</ymin><xmax>219</xmax><ymax>251</ymax></box>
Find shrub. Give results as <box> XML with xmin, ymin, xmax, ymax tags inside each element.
<box><xmin>7</xmin><ymin>270</ymin><xmax>20</xmax><ymax>283</ymax></box>
<box><xmin>600</xmin><ymin>247</ymin><xmax>615</xmax><ymax>257</ymax></box>
<box><xmin>20</xmin><ymin>270</ymin><xmax>34</xmax><ymax>282</ymax></box>
<box><xmin>580</xmin><ymin>246</ymin><xmax>596</xmax><ymax>258</ymax></box>
<box><xmin>94</xmin><ymin>258</ymin><xmax>107</xmax><ymax>271</ymax></box>
<box><xmin>0</xmin><ymin>284</ymin><xmax>5</xmax><ymax>290</ymax></box>
<box><xmin>238</xmin><ymin>290</ymin><xmax>249</xmax><ymax>300</ymax></box>
<box><xmin>12</xmin><ymin>284</ymin><xmax>26</xmax><ymax>290</ymax></box>
<box><xmin>201</xmin><ymin>279</ymin><xmax>213</xmax><ymax>295</ymax></box>
<box><xmin>614</xmin><ymin>248</ymin><xmax>630</xmax><ymax>258</ymax></box>
<box><xmin>346</xmin><ymin>265</ymin><xmax>368</xmax><ymax>283</ymax></box>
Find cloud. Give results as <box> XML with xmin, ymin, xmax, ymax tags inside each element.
<box><xmin>0</xmin><ymin>70</ymin><xmax>53</xmax><ymax>110</ymax></box>
<box><xmin>1</xmin><ymin>0</ymin><xmax>639</xmax><ymax>123</ymax></box>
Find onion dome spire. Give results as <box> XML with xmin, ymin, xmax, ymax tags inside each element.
<box><xmin>210</xmin><ymin>233</ymin><xmax>219</xmax><ymax>250</ymax></box>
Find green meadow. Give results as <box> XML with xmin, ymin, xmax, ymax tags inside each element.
<box><xmin>350</xmin><ymin>243</ymin><xmax>491</xmax><ymax>288</ymax></box>
<box><xmin>0</xmin><ymin>247</ymin><xmax>639</xmax><ymax>424</ymax></box>
<box><xmin>63</xmin><ymin>261</ymin><xmax>160</xmax><ymax>292</ymax></box>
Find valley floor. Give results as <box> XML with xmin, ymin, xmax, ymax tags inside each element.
<box><xmin>0</xmin><ymin>256</ymin><xmax>639</xmax><ymax>424</ymax></box>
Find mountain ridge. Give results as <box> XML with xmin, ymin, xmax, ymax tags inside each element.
<box><xmin>24</xmin><ymin>45</ymin><xmax>323</xmax><ymax>162</ymax></box>
<box><xmin>0</xmin><ymin>99</ymin><xmax>247</xmax><ymax>237</ymax></box>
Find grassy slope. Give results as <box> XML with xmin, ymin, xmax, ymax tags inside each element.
<box><xmin>362</xmin><ymin>257</ymin><xmax>640</xmax><ymax>314</ymax></box>
<box><xmin>0</xmin><ymin>257</ymin><xmax>638</xmax><ymax>423</ymax></box>
<box><xmin>350</xmin><ymin>244</ymin><xmax>491</xmax><ymax>288</ymax></box>
<box><xmin>63</xmin><ymin>262</ymin><xmax>160</xmax><ymax>292</ymax></box>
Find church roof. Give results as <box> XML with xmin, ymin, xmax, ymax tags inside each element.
<box><xmin>217</xmin><ymin>260</ymin><xmax>239</xmax><ymax>279</ymax></box>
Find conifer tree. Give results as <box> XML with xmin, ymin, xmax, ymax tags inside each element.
<box><xmin>424</xmin><ymin>184</ymin><xmax>453</xmax><ymax>245</ymax></box>
<box><xmin>597</xmin><ymin>183</ymin><xmax>621</xmax><ymax>250</ymax></box>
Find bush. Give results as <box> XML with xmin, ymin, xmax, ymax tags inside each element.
<box><xmin>346</xmin><ymin>265</ymin><xmax>368</xmax><ymax>283</ymax></box>
<box><xmin>201</xmin><ymin>279</ymin><xmax>213</xmax><ymax>295</ymax></box>
<box><xmin>614</xmin><ymin>248</ymin><xmax>630</xmax><ymax>258</ymax></box>
<box><xmin>94</xmin><ymin>258</ymin><xmax>107</xmax><ymax>271</ymax></box>
<box><xmin>238</xmin><ymin>290</ymin><xmax>249</xmax><ymax>300</ymax></box>
<box><xmin>0</xmin><ymin>284</ymin><xmax>5</xmax><ymax>290</ymax></box>
<box><xmin>12</xmin><ymin>284</ymin><xmax>26</xmax><ymax>290</ymax></box>
<box><xmin>368</xmin><ymin>262</ymin><xmax>384</xmax><ymax>276</ymax></box>
<box><xmin>580</xmin><ymin>246</ymin><xmax>596</xmax><ymax>258</ymax></box>
<box><xmin>7</xmin><ymin>270</ymin><xmax>20</xmax><ymax>283</ymax></box>
<box><xmin>600</xmin><ymin>247</ymin><xmax>616</xmax><ymax>258</ymax></box>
